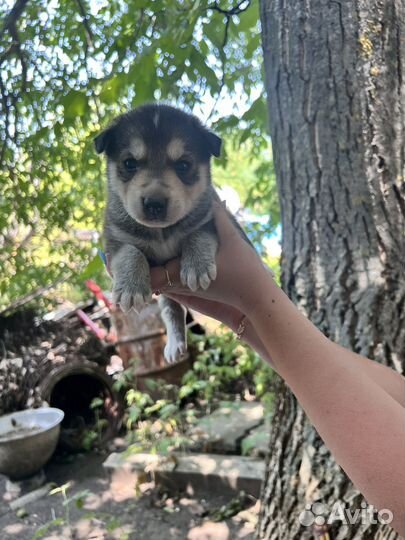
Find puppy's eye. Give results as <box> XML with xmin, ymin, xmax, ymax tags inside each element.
<box><xmin>123</xmin><ymin>158</ymin><xmax>139</xmax><ymax>172</ymax></box>
<box><xmin>174</xmin><ymin>160</ymin><xmax>191</xmax><ymax>174</ymax></box>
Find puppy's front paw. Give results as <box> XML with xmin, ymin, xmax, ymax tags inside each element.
<box><xmin>113</xmin><ymin>280</ymin><xmax>152</xmax><ymax>313</ymax></box>
<box><xmin>180</xmin><ymin>260</ymin><xmax>217</xmax><ymax>292</ymax></box>
<box><xmin>164</xmin><ymin>337</ymin><xmax>187</xmax><ymax>364</ymax></box>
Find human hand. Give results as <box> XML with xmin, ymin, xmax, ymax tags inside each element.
<box><xmin>159</xmin><ymin>292</ymin><xmax>274</xmax><ymax>367</ymax></box>
<box><xmin>150</xmin><ymin>201</ymin><xmax>270</xmax><ymax>315</ymax></box>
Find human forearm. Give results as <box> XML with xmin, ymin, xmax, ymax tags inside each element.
<box><xmin>246</xmin><ymin>305</ymin><xmax>405</xmax><ymax>406</ymax></box>
<box><xmin>344</xmin><ymin>349</ymin><xmax>405</xmax><ymax>407</ymax></box>
<box><xmin>247</xmin><ymin>273</ymin><xmax>405</xmax><ymax>535</ymax></box>
<box><xmin>246</xmin><ymin>272</ymin><xmax>405</xmax><ymax>405</ymax></box>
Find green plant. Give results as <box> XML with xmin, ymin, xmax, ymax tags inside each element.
<box><xmin>33</xmin><ymin>483</ymin><xmax>92</xmax><ymax>539</ymax></box>
<box><xmin>123</xmin><ymin>383</ymin><xmax>193</xmax><ymax>455</ymax></box>
<box><xmin>32</xmin><ymin>484</ymin><xmax>129</xmax><ymax>539</ymax></box>
<box><xmin>82</xmin><ymin>396</ymin><xmax>109</xmax><ymax>451</ymax></box>
<box><xmin>182</xmin><ymin>329</ymin><xmax>275</xmax><ymax>411</ymax></box>
<box><xmin>209</xmin><ymin>491</ymin><xmax>251</xmax><ymax>522</ymax></box>
<box><xmin>118</xmin><ymin>328</ymin><xmax>275</xmax><ymax>457</ymax></box>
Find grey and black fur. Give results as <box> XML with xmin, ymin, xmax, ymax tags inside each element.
<box><xmin>95</xmin><ymin>104</ymin><xmax>245</xmax><ymax>363</ymax></box>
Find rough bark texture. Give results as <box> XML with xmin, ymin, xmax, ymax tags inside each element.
<box><xmin>258</xmin><ymin>1</ymin><xmax>405</xmax><ymax>539</ymax></box>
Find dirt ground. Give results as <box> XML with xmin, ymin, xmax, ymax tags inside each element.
<box><xmin>0</xmin><ymin>451</ymin><xmax>258</xmax><ymax>540</ymax></box>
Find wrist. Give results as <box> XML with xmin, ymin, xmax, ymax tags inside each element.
<box><xmin>238</xmin><ymin>264</ymin><xmax>277</xmax><ymax>318</ymax></box>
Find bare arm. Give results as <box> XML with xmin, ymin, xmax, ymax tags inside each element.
<box><xmin>342</xmin><ymin>348</ymin><xmax>405</xmax><ymax>407</ymax></box>
<box><xmin>247</xmin><ymin>272</ymin><xmax>405</xmax><ymax>535</ymax></box>
<box><xmin>162</xmin><ymin>291</ymin><xmax>405</xmax><ymax>408</ymax></box>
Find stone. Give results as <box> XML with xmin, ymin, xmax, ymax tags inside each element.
<box><xmin>9</xmin><ymin>482</ymin><xmax>54</xmax><ymax>511</ymax></box>
<box><xmin>103</xmin><ymin>451</ymin><xmax>177</xmax><ymax>474</ymax></box>
<box><xmin>5</xmin><ymin>470</ymin><xmax>46</xmax><ymax>498</ymax></box>
<box><xmin>240</xmin><ymin>421</ymin><xmax>271</xmax><ymax>457</ymax></box>
<box><xmin>190</xmin><ymin>401</ymin><xmax>264</xmax><ymax>453</ymax></box>
<box><xmin>104</xmin><ymin>452</ymin><xmax>265</xmax><ymax>497</ymax></box>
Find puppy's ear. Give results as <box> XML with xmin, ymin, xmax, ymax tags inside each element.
<box><xmin>94</xmin><ymin>127</ymin><xmax>114</xmax><ymax>154</ymax></box>
<box><xmin>193</xmin><ymin>117</ymin><xmax>222</xmax><ymax>157</ymax></box>
<box><xmin>204</xmin><ymin>130</ymin><xmax>222</xmax><ymax>157</ymax></box>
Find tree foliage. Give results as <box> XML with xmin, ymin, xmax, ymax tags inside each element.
<box><xmin>0</xmin><ymin>0</ymin><xmax>278</xmax><ymax>310</ymax></box>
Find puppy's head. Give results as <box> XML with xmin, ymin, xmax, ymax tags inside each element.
<box><xmin>95</xmin><ymin>104</ymin><xmax>221</xmax><ymax>228</ymax></box>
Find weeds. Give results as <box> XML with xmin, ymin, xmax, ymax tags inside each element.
<box><xmin>32</xmin><ymin>483</ymin><xmax>130</xmax><ymax>539</ymax></box>
<box><xmin>33</xmin><ymin>483</ymin><xmax>91</xmax><ymax>539</ymax></box>
<box><xmin>82</xmin><ymin>397</ymin><xmax>109</xmax><ymax>451</ymax></box>
<box><xmin>112</xmin><ymin>328</ymin><xmax>275</xmax><ymax>456</ymax></box>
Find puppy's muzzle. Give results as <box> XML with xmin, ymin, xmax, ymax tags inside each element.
<box><xmin>142</xmin><ymin>196</ymin><xmax>168</xmax><ymax>221</ymax></box>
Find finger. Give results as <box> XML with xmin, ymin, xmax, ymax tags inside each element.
<box><xmin>212</xmin><ymin>201</ymin><xmax>244</xmax><ymax>244</ymax></box>
<box><xmin>150</xmin><ymin>258</ymin><xmax>181</xmax><ymax>291</ymax></box>
<box><xmin>164</xmin><ymin>292</ymin><xmax>241</xmax><ymax>330</ymax></box>
<box><xmin>165</xmin><ymin>292</ymin><xmax>274</xmax><ymax>364</ymax></box>
<box><xmin>164</xmin><ymin>293</ymin><xmax>222</xmax><ymax>316</ymax></box>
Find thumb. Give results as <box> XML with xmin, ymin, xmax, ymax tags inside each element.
<box><xmin>212</xmin><ymin>201</ymin><xmax>241</xmax><ymax>245</ymax></box>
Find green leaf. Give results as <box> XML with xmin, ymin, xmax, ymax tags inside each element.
<box><xmin>90</xmin><ymin>397</ymin><xmax>104</xmax><ymax>409</ymax></box>
<box><xmin>128</xmin><ymin>406</ymin><xmax>142</xmax><ymax>424</ymax></box>
<box><xmin>33</xmin><ymin>518</ymin><xmax>65</xmax><ymax>539</ymax></box>
<box><xmin>144</xmin><ymin>378</ymin><xmax>159</xmax><ymax>392</ymax></box>
<box><xmin>245</xmin><ymin>32</ymin><xmax>261</xmax><ymax>58</ymax></box>
<box><xmin>99</xmin><ymin>75</ymin><xmax>125</xmax><ymax>104</ymax></box>
<box><xmin>79</xmin><ymin>255</ymin><xmax>104</xmax><ymax>281</ymax></box>
<box><xmin>61</xmin><ymin>90</ymin><xmax>89</xmax><ymax>119</ymax></box>
<box><xmin>106</xmin><ymin>517</ymin><xmax>121</xmax><ymax>532</ymax></box>
<box><xmin>159</xmin><ymin>403</ymin><xmax>179</xmax><ymax>420</ymax></box>
<box><xmin>238</xmin><ymin>3</ymin><xmax>259</xmax><ymax>32</ymax></box>
<box><xmin>64</xmin><ymin>489</ymin><xmax>92</xmax><ymax>507</ymax></box>
<box><xmin>203</xmin><ymin>20</ymin><xmax>223</xmax><ymax>48</ymax></box>
<box><xmin>241</xmin><ymin>96</ymin><xmax>268</xmax><ymax>124</ymax></box>
<box><xmin>178</xmin><ymin>385</ymin><xmax>194</xmax><ymax>399</ymax></box>
<box><xmin>144</xmin><ymin>400</ymin><xmax>166</xmax><ymax>416</ymax></box>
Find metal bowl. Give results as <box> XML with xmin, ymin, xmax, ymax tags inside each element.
<box><xmin>0</xmin><ymin>408</ymin><xmax>64</xmax><ymax>479</ymax></box>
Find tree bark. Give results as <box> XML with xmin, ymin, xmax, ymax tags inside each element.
<box><xmin>258</xmin><ymin>1</ymin><xmax>405</xmax><ymax>539</ymax></box>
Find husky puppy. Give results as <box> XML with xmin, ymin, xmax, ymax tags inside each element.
<box><xmin>95</xmin><ymin>104</ymin><xmax>223</xmax><ymax>363</ymax></box>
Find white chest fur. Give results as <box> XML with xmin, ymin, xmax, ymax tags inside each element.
<box><xmin>148</xmin><ymin>232</ymin><xmax>183</xmax><ymax>265</ymax></box>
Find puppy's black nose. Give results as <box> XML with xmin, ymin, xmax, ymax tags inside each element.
<box><xmin>142</xmin><ymin>196</ymin><xmax>168</xmax><ymax>220</ymax></box>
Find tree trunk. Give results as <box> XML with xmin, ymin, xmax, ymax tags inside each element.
<box><xmin>258</xmin><ymin>1</ymin><xmax>405</xmax><ymax>539</ymax></box>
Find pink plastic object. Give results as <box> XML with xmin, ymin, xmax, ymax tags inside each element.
<box><xmin>76</xmin><ymin>309</ymin><xmax>107</xmax><ymax>340</ymax></box>
<box><xmin>85</xmin><ymin>279</ymin><xmax>112</xmax><ymax>309</ymax></box>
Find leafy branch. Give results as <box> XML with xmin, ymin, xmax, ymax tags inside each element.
<box><xmin>209</xmin><ymin>0</ymin><xmax>251</xmax><ymax>16</ymax></box>
<box><xmin>0</xmin><ymin>0</ymin><xmax>272</xmax><ymax>311</ymax></box>
<box><xmin>0</xmin><ymin>0</ymin><xmax>30</xmax><ymax>40</ymax></box>
<box><xmin>206</xmin><ymin>0</ymin><xmax>252</xmax><ymax>119</ymax></box>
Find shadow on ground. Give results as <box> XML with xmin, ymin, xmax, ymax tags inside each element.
<box><xmin>0</xmin><ymin>452</ymin><xmax>258</xmax><ymax>540</ymax></box>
